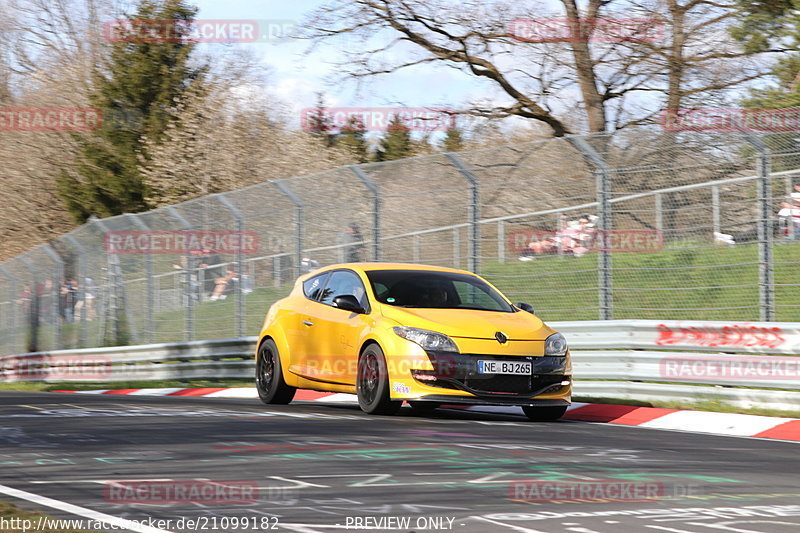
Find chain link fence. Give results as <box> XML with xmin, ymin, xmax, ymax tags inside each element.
<box><xmin>2</xmin><ymin>128</ymin><xmax>799</xmax><ymax>354</ymax></box>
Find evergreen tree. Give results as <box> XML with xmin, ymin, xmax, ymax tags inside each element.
<box><xmin>337</xmin><ymin>115</ymin><xmax>369</xmax><ymax>163</ymax></box>
<box><xmin>306</xmin><ymin>91</ymin><xmax>335</xmax><ymax>147</ymax></box>
<box><xmin>442</xmin><ymin>125</ymin><xmax>464</xmax><ymax>152</ymax></box>
<box><xmin>732</xmin><ymin>0</ymin><xmax>799</xmax><ymax>107</ymax></box>
<box><xmin>57</xmin><ymin>0</ymin><xmax>204</xmax><ymax>222</ymax></box>
<box><xmin>375</xmin><ymin>115</ymin><xmax>412</xmax><ymax>161</ymax></box>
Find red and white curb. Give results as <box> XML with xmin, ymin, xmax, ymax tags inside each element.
<box><xmin>53</xmin><ymin>388</ymin><xmax>800</xmax><ymax>442</ymax></box>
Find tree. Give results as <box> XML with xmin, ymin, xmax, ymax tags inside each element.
<box><xmin>306</xmin><ymin>91</ymin><xmax>336</xmax><ymax>147</ymax></box>
<box><xmin>302</xmin><ymin>0</ymin><xmax>778</xmax><ymax>135</ymax></box>
<box><xmin>338</xmin><ymin>115</ymin><xmax>369</xmax><ymax>162</ymax></box>
<box><xmin>57</xmin><ymin>0</ymin><xmax>204</xmax><ymax>222</ymax></box>
<box><xmin>730</xmin><ymin>1</ymin><xmax>799</xmax><ymax>108</ymax></box>
<box><xmin>375</xmin><ymin>115</ymin><xmax>412</xmax><ymax>161</ymax></box>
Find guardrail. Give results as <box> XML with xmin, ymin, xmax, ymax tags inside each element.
<box><xmin>2</xmin><ymin>320</ymin><xmax>799</xmax><ymax>413</ymax></box>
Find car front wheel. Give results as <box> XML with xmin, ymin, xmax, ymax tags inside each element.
<box><xmin>357</xmin><ymin>344</ymin><xmax>401</xmax><ymax>415</ymax></box>
<box><xmin>256</xmin><ymin>339</ymin><xmax>296</xmax><ymax>405</ymax></box>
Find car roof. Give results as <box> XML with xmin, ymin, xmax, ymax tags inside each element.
<box><xmin>304</xmin><ymin>262</ymin><xmax>477</xmax><ymax>278</ymax></box>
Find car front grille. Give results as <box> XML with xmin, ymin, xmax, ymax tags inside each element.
<box><xmin>420</xmin><ymin>351</ymin><xmax>569</xmax><ymax>397</ymax></box>
<box><xmin>464</xmin><ymin>373</ymin><xmax>566</xmax><ymax>395</ymax></box>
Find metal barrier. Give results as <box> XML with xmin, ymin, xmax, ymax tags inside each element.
<box><xmin>2</xmin><ymin>320</ymin><xmax>798</xmax><ymax>413</ymax></box>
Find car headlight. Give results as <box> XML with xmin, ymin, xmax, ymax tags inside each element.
<box><xmin>544</xmin><ymin>332</ymin><xmax>568</xmax><ymax>356</ymax></box>
<box><xmin>393</xmin><ymin>326</ymin><xmax>459</xmax><ymax>353</ymax></box>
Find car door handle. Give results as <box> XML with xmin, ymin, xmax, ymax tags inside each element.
<box><xmin>303</xmin><ymin>320</ymin><xmax>314</xmax><ymax>326</ymax></box>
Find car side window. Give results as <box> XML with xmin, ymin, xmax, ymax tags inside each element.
<box><xmin>303</xmin><ymin>272</ymin><xmax>329</xmax><ymax>301</ymax></box>
<box><xmin>318</xmin><ymin>270</ymin><xmax>370</xmax><ymax>312</ymax></box>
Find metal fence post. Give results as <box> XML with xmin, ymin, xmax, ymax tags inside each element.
<box><xmin>63</xmin><ymin>235</ymin><xmax>88</xmax><ymax>347</ymax></box>
<box><xmin>40</xmin><ymin>245</ymin><xmax>64</xmax><ymax>349</ymax></box>
<box><xmin>744</xmin><ymin>134</ymin><xmax>775</xmax><ymax>321</ymax></box>
<box><xmin>453</xmin><ymin>227</ymin><xmax>460</xmax><ymax>268</ymax></box>
<box><xmin>349</xmin><ymin>165</ymin><xmax>380</xmax><ymax>261</ymax></box>
<box><xmin>216</xmin><ymin>194</ymin><xmax>246</xmax><ymax>338</ymax></box>
<box><xmin>18</xmin><ymin>257</ymin><xmax>39</xmax><ymax>352</ymax></box>
<box><xmin>123</xmin><ymin>214</ymin><xmax>154</xmax><ymax>344</ymax></box>
<box><xmin>711</xmin><ymin>186</ymin><xmax>721</xmax><ymax>236</ymax></box>
<box><xmin>569</xmin><ymin>136</ymin><xmax>613</xmax><ymax>320</ymax></box>
<box><xmin>445</xmin><ymin>153</ymin><xmax>479</xmax><ymax>273</ymax></box>
<box><xmin>165</xmin><ymin>206</ymin><xmax>194</xmax><ymax>341</ymax></box>
<box><xmin>497</xmin><ymin>221</ymin><xmax>505</xmax><ymax>263</ymax></box>
<box><xmin>0</xmin><ymin>266</ymin><xmax>18</xmax><ymax>354</ymax></box>
<box><xmin>88</xmin><ymin>216</ymin><xmax>130</xmax><ymax>346</ymax></box>
<box><xmin>655</xmin><ymin>193</ymin><xmax>663</xmax><ymax>235</ymax></box>
<box><xmin>273</xmin><ymin>180</ymin><xmax>304</xmax><ymax>279</ymax></box>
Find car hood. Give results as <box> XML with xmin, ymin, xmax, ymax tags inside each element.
<box><xmin>379</xmin><ymin>305</ymin><xmax>556</xmax><ymax>341</ymax></box>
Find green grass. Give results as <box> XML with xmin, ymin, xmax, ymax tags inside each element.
<box><xmin>0</xmin><ymin>501</ymin><xmax>103</xmax><ymax>532</ymax></box>
<box><xmin>484</xmin><ymin>240</ymin><xmax>800</xmax><ymax>322</ymax></box>
<box><xmin>2</xmin><ymin>240</ymin><xmax>799</xmax><ymax>349</ymax></box>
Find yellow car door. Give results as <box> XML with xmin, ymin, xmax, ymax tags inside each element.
<box><xmin>304</xmin><ymin>269</ymin><xmax>371</xmax><ymax>385</ymax></box>
<box><xmin>285</xmin><ymin>270</ymin><xmax>330</xmax><ymax>379</ymax></box>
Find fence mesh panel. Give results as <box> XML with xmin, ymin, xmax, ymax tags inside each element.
<box><xmin>2</xmin><ymin>128</ymin><xmax>800</xmax><ymax>353</ymax></box>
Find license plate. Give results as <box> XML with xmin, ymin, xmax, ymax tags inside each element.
<box><xmin>477</xmin><ymin>360</ymin><xmax>531</xmax><ymax>375</ymax></box>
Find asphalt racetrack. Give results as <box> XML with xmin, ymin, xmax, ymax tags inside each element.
<box><xmin>0</xmin><ymin>391</ymin><xmax>799</xmax><ymax>533</ymax></box>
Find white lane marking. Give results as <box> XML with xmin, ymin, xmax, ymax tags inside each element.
<box><xmin>67</xmin><ymin>390</ymin><xmax>109</xmax><ymax>394</ymax></box>
<box><xmin>314</xmin><ymin>393</ymin><xmax>358</xmax><ymax>403</ymax></box>
<box><xmin>31</xmin><ymin>479</ymin><xmax>174</xmax><ymax>484</ymax></box>
<box><xmin>202</xmin><ymin>388</ymin><xmax>258</xmax><ymax>398</ymax></box>
<box><xmin>126</xmin><ymin>388</ymin><xmax>184</xmax><ymax>396</ymax></box>
<box><xmin>691</xmin><ymin>520</ymin><xmax>800</xmax><ymax>532</ymax></box>
<box><xmin>0</xmin><ymin>483</ymin><xmax>175</xmax><ymax>533</ymax></box>
<box><xmin>638</xmin><ymin>411</ymin><xmax>793</xmax><ymax>437</ymax></box>
<box><xmin>647</xmin><ymin>526</ymin><xmax>704</xmax><ymax>533</ymax></box>
<box><xmin>469</xmin><ymin>515</ymin><xmax>549</xmax><ymax>533</ymax></box>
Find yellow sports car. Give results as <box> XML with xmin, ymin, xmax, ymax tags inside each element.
<box><xmin>255</xmin><ymin>263</ymin><xmax>572</xmax><ymax>420</ymax></box>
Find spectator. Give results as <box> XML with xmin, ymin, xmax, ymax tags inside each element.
<box><xmin>339</xmin><ymin>222</ymin><xmax>365</xmax><ymax>263</ymax></box>
<box><xmin>60</xmin><ymin>280</ymin><xmax>77</xmax><ymax>323</ymax></box>
<box><xmin>778</xmin><ymin>197</ymin><xmax>800</xmax><ymax>239</ymax></box>
<box><xmin>209</xmin><ymin>268</ymin><xmax>237</xmax><ymax>301</ymax></box>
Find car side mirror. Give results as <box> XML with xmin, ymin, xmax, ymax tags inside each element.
<box><xmin>516</xmin><ymin>302</ymin><xmax>535</xmax><ymax>314</ymax></box>
<box><xmin>333</xmin><ymin>294</ymin><xmax>365</xmax><ymax>314</ymax></box>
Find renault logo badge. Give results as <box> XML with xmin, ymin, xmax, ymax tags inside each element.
<box><xmin>495</xmin><ymin>331</ymin><xmax>508</xmax><ymax>344</ymax></box>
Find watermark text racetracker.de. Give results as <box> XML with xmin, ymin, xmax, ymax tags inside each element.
<box><xmin>661</xmin><ymin>355</ymin><xmax>800</xmax><ymax>381</ymax></box>
<box><xmin>508</xmin><ymin>480</ymin><xmax>703</xmax><ymax>503</ymax></box>
<box><xmin>104</xmin><ymin>230</ymin><xmax>259</xmax><ymax>255</ymax></box>
<box><xmin>508</xmin><ymin>17</ymin><xmax>665</xmax><ymax>43</ymax></box>
<box><xmin>0</xmin><ymin>355</ymin><xmax>110</xmax><ymax>381</ymax></box>
<box><xmin>104</xmin><ymin>480</ymin><xmax>295</xmax><ymax>506</ymax></box>
<box><xmin>0</xmin><ymin>516</ymin><xmax>280</xmax><ymax>532</ymax></box>
<box><xmin>509</xmin><ymin>229</ymin><xmax>663</xmax><ymax>254</ymax></box>
<box><xmin>1</xmin><ymin>107</ymin><xmax>143</xmax><ymax>132</ymax></box>
<box><xmin>103</xmin><ymin>19</ymin><xmax>295</xmax><ymax>43</ymax></box>
<box><xmin>661</xmin><ymin>108</ymin><xmax>800</xmax><ymax>132</ymax></box>
<box><xmin>300</xmin><ymin>107</ymin><xmax>456</xmax><ymax>132</ymax></box>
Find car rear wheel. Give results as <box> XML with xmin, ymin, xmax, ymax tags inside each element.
<box><xmin>256</xmin><ymin>339</ymin><xmax>296</xmax><ymax>405</ymax></box>
<box><xmin>522</xmin><ymin>405</ymin><xmax>568</xmax><ymax>421</ymax></box>
<box><xmin>357</xmin><ymin>344</ymin><xmax>401</xmax><ymax>415</ymax></box>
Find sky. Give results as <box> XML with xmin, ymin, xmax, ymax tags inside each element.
<box><xmin>192</xmin><ymin>0</ymin><xmax>491</xmax><ymax>131</ymax></box>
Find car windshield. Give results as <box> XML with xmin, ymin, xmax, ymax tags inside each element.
<box><xmin>365</xmin><ymin>269</ymin><xmax>515</xmax><ymax>312</ymax></box>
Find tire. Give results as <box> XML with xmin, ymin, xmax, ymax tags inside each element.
<box><xmin>522</xmin><ymin>405</ymin><xmax>568</xmax><ymax>421</ymax></box>
<box><xmin>255</xmin><ymin>339</ymin><xmax>296</xmax><ymax>405</ymax></box>
<box><xmin>408</xmin><ymin>401</ymin><xmax>440</xmax><ymax>413</ymax></box>
<box><xmin>357</xmin><ymin>344</ymin><xmax>401</xmax><ymax>415</ymax></box>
